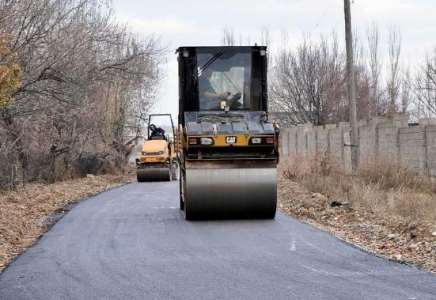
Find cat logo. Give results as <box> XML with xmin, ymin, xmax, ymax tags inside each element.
<box><xmin>225</xmin><ymin>136</ymin><xmax>237</xmax><ymax>144</ymax></box>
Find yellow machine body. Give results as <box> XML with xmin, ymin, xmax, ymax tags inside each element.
<box><xmin>138</xmin><ymin>140</ymin><xmax>169</xmax><ymax>163</ymax></box>
<box><xmin>136</xmin><ymin>139</ymin><xmax>172</xmax><ymax>182</ymax></box>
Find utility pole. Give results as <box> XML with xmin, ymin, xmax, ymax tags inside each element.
<box><xmin>344</xmin><ymin>0</ymin><xmax>359</xmax><ymax>170</ymax></box>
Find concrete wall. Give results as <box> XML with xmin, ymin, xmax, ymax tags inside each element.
<box><xmin>399</xmin><ymin>127</ymin><xmax>426</xmax><ymax>170</ymax></box>
<box><xmin>358</xmin><ymin>124</ymin><xmax>377</xmax><ymax>160</ymax></box>
<box><xmin>280</xmin><ymin>114</ymin><xmax>436</xmax><ymax>175</ymax></box>
<box><xmin>426</xmin><ymin>125</ymin><xmax>436</xmax><ymax>176</ymax></box>
<box><xmin>329</xmin><ymin>127</ymin><xmax>343</xmax><ymax>162</ymax></box>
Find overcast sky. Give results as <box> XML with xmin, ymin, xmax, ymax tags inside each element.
<box><xmin>112</xmin><ymin>0</ymin><xmax>436</xmax><ymax>123</ymax></box>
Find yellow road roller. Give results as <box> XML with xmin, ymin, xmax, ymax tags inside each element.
<box><xmin>136</xmin><ymin>114</ymin><xmax>177</xmax><ymax>182</ymax></box>
<box><xmin>176</xmin><ymin>46</ymin><xmax>279</xmax><ymax>220</ymax></box>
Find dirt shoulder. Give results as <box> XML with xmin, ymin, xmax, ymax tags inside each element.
<box><xmin>278</xmin><ymin>176</ymin><xmax>436</xmax><ymax>274</ymax></box>
<box><xmin>0</xmin><ymin>173</ymin><xmax>135</xmax><ymax>273</ymax></box>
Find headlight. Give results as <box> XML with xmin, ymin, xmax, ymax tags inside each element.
<box><xmin>159</xmin><ymin>150</ymin><xmax>164</xmax><ymax>155</ymax></box>
<box><xmin>141</xmin><ymin>151</ymin><xmax>147</xmax><ymax>155</ymax></box>
<box><xmin>200</xmin><ymin>137</ymin><xmax>213</xmax><ymax>145</ymax></box>
<box><xmin>249</xmin><ymin>137</ymin><xmax>275</xmax><ymax>145</ymax></box>
<box><xmin>251</xmin><ymin>137</ymin><xmax>262</xmax><ymax>144</ymax></box>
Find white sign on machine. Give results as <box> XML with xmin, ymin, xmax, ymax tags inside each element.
<box><xmin>225</xmin><ymin>136</ymin><xmax>237</xmax><ymax>144</ymax></box>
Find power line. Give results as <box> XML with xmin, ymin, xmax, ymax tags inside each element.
<box><xmin>313</xmin><ymin>0</ymin><xmax>335</xmax><ymax>30</ymax></box>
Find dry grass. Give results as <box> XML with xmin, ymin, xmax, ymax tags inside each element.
<box><xmin>0</xmin><ymin>172</ymin><xmax>135</xmax><ymax>273</ymax></box>
<box><xmin>279</xmin><ymin>155</ymin><xmax>436</xmax><ymax>272</ymax></box>
<box><xmin>281</xmin><ymin>154</ymin><xmax>436</xmax><ymax>223</ymax></box>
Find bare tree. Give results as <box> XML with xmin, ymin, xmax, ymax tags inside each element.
<box><xmin>221</xmin><ymin>28</ymin><xmax>235</xmax><ymax>46</ymax></box>
<box><xmin>352</xmin><ymin>29</ymin><xmax>373</xmax><ymax>120</ymax></box>
<box><xmin>366</xmin><ymin>23</ymin><xmax>383</xmax><ymax>116</ymax></box>
<box><xmin>401</xmin><ymin>65</ymin><xmax>412</xmax><ymax>113</ymax></box>
<box><xmin>259</xmin><ymin>27</ymin><xmax>273</xmax><ymax>67</ymax></box>
<box><xmin>270</xmin><ymin>34</ymin><xmax>345</xmax><ymax>125</ymax></box>
<box><xmin>387</xmin><ymin>26</ymin><xmax>402</xmax><ymax>115</ymax></box>
<box><xmin>269</xmin><ymin>29</ymin><xmax>405</xmax><ymax>126</ymax></box>
<box><xmin>0</xmin><ymin>0</ymin><xmax>165</xmax><ymax>187</ymax></box>
<box><xmin>414</xmin><ymin>47</ymin><xmax>436</xmax><ymax>117</ymax></box>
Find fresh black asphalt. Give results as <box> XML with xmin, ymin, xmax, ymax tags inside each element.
<box><xmin>0</xmin><ymin>181</ymin><xmax>435</xmax><ymax>299</ymax></box>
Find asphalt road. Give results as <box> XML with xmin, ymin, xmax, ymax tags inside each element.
<box><xmin>1</xmin><ymin>181</ymin><xmax>435</xmax><ymax>300</ymax></box>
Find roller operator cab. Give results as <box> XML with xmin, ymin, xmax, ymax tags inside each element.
<box><xmin>177</xmin><ymin>46</ymin><xmax>279</xmax><ymax>220</ymax></box>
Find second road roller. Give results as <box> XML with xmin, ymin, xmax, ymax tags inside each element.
<box><xmin>176</xmin><ymin>45</ymin><xmax>279</xmax><ymax>220</ymax></box>
<box><xmin>136</xmin><ymin>114</ymin><xmax>178</xmax><ymax>182</ymax></box>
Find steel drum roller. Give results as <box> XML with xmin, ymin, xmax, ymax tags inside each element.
<box><xmin>137</xmin><ymin>168</ymin><xmax>171</xmax><ymax>182</ymax></box>
<box><xmin>183</xmin><ymin>168</ymin><xmax>277</xmax><ymax>220</ymax></box>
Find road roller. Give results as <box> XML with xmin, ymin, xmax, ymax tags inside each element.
<box><xmin>136</xmin><ymin>114</ymin><xmax>177</xmax><ymax>182</ymax></box>
<box><xmin>176</xmin><ymin>46</ymin><xmax>279</xmax><ymax>220</ymax></box>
